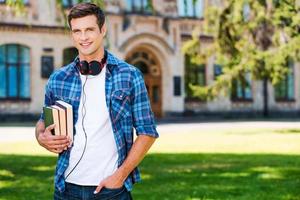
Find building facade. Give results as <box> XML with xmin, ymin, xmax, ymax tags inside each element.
<box><xmin>0</xmin><ymin>0</ymin><xmax>299</xmax><ymax>120</ymax></box>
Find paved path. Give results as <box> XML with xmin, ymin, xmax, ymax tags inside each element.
<box><xmin>0</xmin><ymin>121</ymin><xmax>300</xmax><ymax>142</ymax></box>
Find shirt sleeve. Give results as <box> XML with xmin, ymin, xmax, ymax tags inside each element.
<box><xmin>39</xmin><ymin>78</ymin><xmax>54</xmax><ymax>121</ymax></box>
<box><xmin>131</xmin><ymin>68</ymin><xmax>159</xmax><ymax>138</ymax></box>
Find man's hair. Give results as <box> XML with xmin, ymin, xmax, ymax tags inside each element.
<box><xmin>67</xmin><ymin>3</ymin><xmax>105</xmax><ymax>30</ymax></box>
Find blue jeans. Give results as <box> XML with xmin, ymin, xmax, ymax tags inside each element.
<box><xmin>54</xmin><ymin>182</ymin><xmax>133</xmax><ymax>200</ymax></box>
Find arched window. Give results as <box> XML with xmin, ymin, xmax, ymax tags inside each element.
<box><xmin>0</xmin><ymin>44</ymin><xmax>30</xmax><ymax>99</ymax></box>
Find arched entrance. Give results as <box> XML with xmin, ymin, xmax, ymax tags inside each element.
<box><xmin>126</xmin><ymin>49</ymin><xmax>163</xmax><ymax>117</ymax></box>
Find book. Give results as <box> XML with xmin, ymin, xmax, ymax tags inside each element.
<box><xmin>51</xmin><ymin>105</ymin><xmax>67</xmax><ymax>136</ymax></box>
<box><xmin>43</xmin><ymin>106</ymin><xmax>60</xmax><ymax>135</ymax></box>
<box><xmin>55</xmin><ymin>100</ymin><xmax>73</xmax><ymax>141</ymax></box>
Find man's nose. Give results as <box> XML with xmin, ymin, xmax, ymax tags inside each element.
<box><xmin>79</xmin><ymin>31</ymin><xmax>88</xmax><ymax>40</ymax></box>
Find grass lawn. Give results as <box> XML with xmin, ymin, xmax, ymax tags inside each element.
<box><xmin>0</xmin><ymin>125</ymin><xmax>300</xmax><ymax>199</ymax></box>
<box><xmin>0</xmin><ymin>154</ymin><xmax>300</xmax><ymax>200</ymax></box>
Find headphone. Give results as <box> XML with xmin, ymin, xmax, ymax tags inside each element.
<box><xmin>78</xmin><ymin>51</ymin><xmax>107</xmax><ymax>76</ymax></box>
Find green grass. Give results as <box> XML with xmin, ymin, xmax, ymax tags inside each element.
<box><xmin>0</xmin><ymin>154</ymin><xmax>300</xmax><ymax>200</ymax></box>
<box><xmin>1</xmin><ymin>126</ymin><xmax>300</xmax><ymax>199</ymax></box>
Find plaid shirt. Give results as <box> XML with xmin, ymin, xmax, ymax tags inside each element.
<box><xmin>40</xmin><ymin>50</ymin><xmax>159</xmax><ymax>192</ymax></box>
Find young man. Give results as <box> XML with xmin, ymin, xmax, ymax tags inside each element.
<box><xmin>35</xmin><ymin>3</ymin><xmax>158</xmax><ymax>199</ymax></box>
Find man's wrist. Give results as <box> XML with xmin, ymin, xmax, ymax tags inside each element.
<box><xmin>117</xmin><ymin>166</ymin><xmax>130</xmax><ymax>182</ymax></box>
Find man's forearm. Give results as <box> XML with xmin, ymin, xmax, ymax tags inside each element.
<box><xmin>35</xmin><ymin>120</ymin><xmax>45</xmax><ymax>140</ymax></box>
<box><xmin>117</xmin><ymin>134</ymin><xmax>156</xmax><ymax>181</ymax></box>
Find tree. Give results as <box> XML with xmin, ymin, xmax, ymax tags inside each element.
<box><xmin>183</xmin><ymin>0</ymin><xmax>300</xmax><ymax>116</ymax></box>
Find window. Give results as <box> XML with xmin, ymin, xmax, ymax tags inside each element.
<box><xmin>243</xmin><ymin>2</ymin><xmax>251</xmax><ymax>21</ymax></box>
<box><xmin>62</xmin><ymin>0</ymin><xmax>91</xmax><ymax>8</ymax></box>
<box><xmin>125</xmin><ymin>0</ymin><xmax>153</xmax><ymax>14</ymax></box>
<box><xmin>63</xmin><ymin>47</ymin><xmax>78</xmax><ymax>66</ymax></box>
<box><xmin>275</xmin><ymin>59</ymin><xmax>294</xmax><ymax>101</ymax></box>
<box><xmin>184</xmin><ymin>54</ymin><xmax>206</xmax><ymax>99</ymax></box>
<box><xmin>177</xmin><ymin>0</ymin><xmax>204</xmax><ymax>18</ymax></box>
<box><xmin>231</xmin><ymin>72</ymin><xmax>252</xmax><ymax>101</ymax></box>
<box><xmin>62</xmin><ymin>0</ymin><xmax>78</xmax><ymax>8</ymax></box>
<box><xmin>0</xmin><ymin>44</ymin><xmax>30</xmax><ymax>100</ymax></box>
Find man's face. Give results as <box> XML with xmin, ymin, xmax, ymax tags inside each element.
<box><xmin>70</xmin><ymin>15</ymin><xmax>105</xmax><ymax>59</ymax></box>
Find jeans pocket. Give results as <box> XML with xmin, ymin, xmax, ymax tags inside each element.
<box><xmin>93</xmin><ymin>186</ymin><xmax>126</xmax><ymax>200</ymax></box>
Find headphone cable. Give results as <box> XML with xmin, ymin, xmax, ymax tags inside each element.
<box><xmin>65</xmin><ymin>76</ymin><xmax>88</xmax><ymax>179</ymax></box>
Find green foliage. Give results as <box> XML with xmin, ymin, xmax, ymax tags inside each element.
<box><xmin>183</xmin><ymin>0</ymin><xmax>300</xmax><ymax>100</ymax></box>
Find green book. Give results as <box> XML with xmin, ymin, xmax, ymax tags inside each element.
<box><xmin>43</xmin><ymin>107</ymin><xmax>54</xmax><ymax>135</ymax></box>
<box><xmin>43</xmin><ymin>106</ymin><xmax>60</xmax><ymax>135</ymax></box>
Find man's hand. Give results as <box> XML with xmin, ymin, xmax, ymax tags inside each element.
<box><xmin>94</xmin><ymin>169</ymin><xmax>125</xmax><ymax>194</ymax></box>
<box><xmin>36</xmin><ymin>122</ymin><xmax>71</xmax><ymax>154</ymax></box>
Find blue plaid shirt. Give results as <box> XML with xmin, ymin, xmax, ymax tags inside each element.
<box><xmin>40</xmin><ymin>50</ymin><xmax>159</xmax><ymax>192</ymax></box>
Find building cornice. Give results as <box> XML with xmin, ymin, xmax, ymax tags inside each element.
<box><xmin>0</xmin><ymin>22</ymin><xmax>69</xmax><ymax>34</ymax></box>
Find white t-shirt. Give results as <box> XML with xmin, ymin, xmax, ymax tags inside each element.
<box><xmin>64</xmin><ymin>66</ymin><xmax>119</xmax><ymax>185</ymax></box>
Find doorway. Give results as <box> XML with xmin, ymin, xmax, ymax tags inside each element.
<box><xmin>126</xmin><ymin>50</ymin><xmax>162</xmax><ymax>117</ymax></box>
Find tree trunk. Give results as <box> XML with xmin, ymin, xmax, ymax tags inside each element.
<box><xmin>263</xmin><ymin>77</ymin><xmax>269</xmax><ymax>117</ymax></box>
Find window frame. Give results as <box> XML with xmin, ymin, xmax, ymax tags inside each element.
<box><xmin>274</xmin><ymin>60</ymin><xmax>295</xmax><ymax>102</ymax></box>
<box><xmin>184</xmin><ymin>54</ymin><xmax>206</xmax><ymax>101</ymax></box>
<box><xmin>231</xmin><ymin>72</ymin><xmax>253</xmax><ymax>102</ymax></box>
<box><xmin>125</xmin><ymin>0</ymin><xmax>153</xmax><ymax>14</ymax></box>
<box><xmin>177</xmin><ymin>0</ymin><xmax>203</xmax><ymax>18</ymax></box>
<box><xmin>0</xmin><ymin>44</ymin><xmax>31</xmax><ymax>101</ymax></box>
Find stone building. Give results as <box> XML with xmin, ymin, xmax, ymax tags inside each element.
<box><xmin>0</xmin><ymin>0</ymin><xmax>299</xmax><ymax>120</ymax></box>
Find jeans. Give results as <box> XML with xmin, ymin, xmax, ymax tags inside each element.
<box><xmin>54</xmin><ymin>182</ymin><xmax>133</xmax><ymax>200</ymax></box>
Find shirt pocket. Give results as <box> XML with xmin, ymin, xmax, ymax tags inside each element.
<box><xmin>110</xmin><ymin>89</ymin><xmax>131</xmax><ymax>123</ymax></box>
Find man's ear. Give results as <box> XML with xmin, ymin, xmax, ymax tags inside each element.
<box><xmin>101</xmin><ymin>23</ymin><xmax>107</xmax><ymax>37</ymax></box>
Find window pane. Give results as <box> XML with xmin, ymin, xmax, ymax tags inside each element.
<box><xmin>7</xmin><ymin>45</ymin><xmax>18</xmax><ymax>64</ymax></box>
<box><xmin>177</xmin><ymin>0</ymin><xmax>185</xmax><ymax>16</ymax></box>
<box><xmin>143</xmin><ymin>0</ymin><xmax>152</xmax><ymax>13</ymax></box>
<box><xmin>245</xmin><ymin>73</ymin><xmax>252</xmax><ymax>99</ymax></box>
<box><xmin>126</xmin><ymin>0</ymin><xmax>133</xmax><ymax>11</ymax></box>
<box><xmin>0</xmin><ymin>45</ymin><xmax>5</xmax><ymax>63</ymax></box>
<box><xmin>72</xmin><ymin>0</ymin><xmax>79</xmax><ymax>5</ymax></box>
<box><xmin>237</xmin><ymin>81</ymin><xmax>243</xmax><ymax>98</ymax></box>
<box><xmin>0</xmin><ymin>63</ymin><xmax>6</xmax><ymax>98</ymax></box>
<box><xmin>197</xmin><ymin>70</ymin><xmax>205</xmax><ymax>86</ymax></box>
<box><xmin>132</xmin><ymin>0</ymin><xmax>141</xmax><ymax>11</ymax></box>
<box><xmin>62</xmin><ymin>0</ymin><xmax>70</xmax><ymax>7</ymax></box>
<box><xmin>195</xmin><ymin>0</ymin><xmax>204</xmax><ymax>18</ymax></box>
<box><xmin>20</xmin><ymin>65</ymin><xmax>30</xmax><ymax>98</ymax></box>
<box><xmin>287</xmin><ymin>75</ymin><xmax>294</xmax><ymax>99</ymax></box>
<box><xmin>153</xmin><ymin>86</ymin><xmax>159</xmax><ymax>103</ymax></box>
<box><xmin>20</xmin><ymin>46</ymin><xmax>30</xmax><ymax>63</ymax></box>
<box><xmin>186</xmin><ymin>0</ymin><xmax>193</xmax><ymax>16</ymax></box>
<box><xmin>8</xmin><ymin>65</ymin><xmax>17</xmax><ymax>97</ymax></box>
